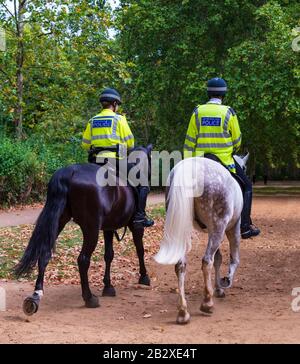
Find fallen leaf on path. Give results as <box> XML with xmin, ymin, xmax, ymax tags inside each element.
<box><xmin>134</xmin><ymin>284</ymin><xmax>152</xmax><ymax>290</ymax></box>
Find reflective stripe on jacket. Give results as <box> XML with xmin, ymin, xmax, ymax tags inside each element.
<box><xmin>82</xmin><ymin>109</ymin><xmax>134</xmax><ymax>159</ymax></box>
<box><xmin>183</xmin><ymin>102</ymin><xmax>242</xmax><ymax>173</ymax></box>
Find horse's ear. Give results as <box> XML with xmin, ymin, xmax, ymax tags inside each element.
<box><xmin>243</xmin><ymin>152</ymin><xmax>250</xmax><ymax>164</ymax></box>
<box><xmin>146</xmin><ymin>144</ymin><xmax>153</xmax><ymax>153</ymax></box>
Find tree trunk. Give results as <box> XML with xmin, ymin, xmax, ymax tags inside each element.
<box><xmin>14</xmin><ymin>0</ymin><xmax>26</xmax><ymax>139</ymax></box>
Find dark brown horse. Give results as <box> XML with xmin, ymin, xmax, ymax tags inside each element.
<box><xmin>15</xmin><ymin>145</ymin><xmax>152</xmax><ymax>315</ymax></box>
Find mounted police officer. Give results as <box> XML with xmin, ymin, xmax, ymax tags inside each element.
<box><xmin>82</xmin><ymin>88</ymin><xmax>154</xmax><ymax>228</ymax></box>
<box><xmin>184</xmin><ymin>78</ymin><xmax>260</xmax><ymax>239</ymax></box>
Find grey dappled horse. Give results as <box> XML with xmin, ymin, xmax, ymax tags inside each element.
<box><xmin>154</xmin><ymin>154</ymin><xmax>249</xmax><ymax>324</ymax></box>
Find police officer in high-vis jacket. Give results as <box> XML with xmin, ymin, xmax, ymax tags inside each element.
<box><xmin>184</xmin><ymin>78</ymin><xmax>260</xmax><ymax>239</ymax></box>
<box><xmin>82</xmin><ymin>88</ymin><xmax>134</xmax><ymax>161</ymax></box>
<box><xmin>82</xmin><ymin>88</ymin><xmax>154</xmax><ymax>228</ymax></box>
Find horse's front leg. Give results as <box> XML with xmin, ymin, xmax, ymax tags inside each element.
<box><xmin>213</xmin><ymin>249</ymin><xmax>225</xmax><ymax>298</ymax></box>
<box><xmin>130</xmin><ymin>226</ymin><xmax>150</xmax><ymax>286</ymax></box>
<box><xmin>78</xmin><ymin>225</ymin><xmax>99</xmax><ymax>308</ymax></box>
<box><xmin>175</xmin><ymin>257</ymin><xmax>190</xmax><ymax>324</ymax></box>
<box><xmin>220</xmin><ymin>221</ymin><xmax>241</xmax><ymax>289</ymax></box>
<box><xmin>201</xmin><ymin>231</ymin><xmax>223</xmax><ymax>314</ymax></box>
<box><xmin>102</xmin><ymin>230</ymin><xmax>116</xmax><ymax>297</ymax></box>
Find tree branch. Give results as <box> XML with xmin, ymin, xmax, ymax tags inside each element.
<box><xmin>0</xmin><ymin>2</ymin><xmax>16</xmax><ymax>19</ymax></box>
<box><xmin>13</xmin><ymin>0</ymin><xmax>19</xmax><ymax>35</ymax></box>
<box><xmin>36</xmin><ymin>31</ymin><xmax>53</xmax><ymax>38</ymax></box>
<box><xmin>0</xmin><ymin>67</ymin><xmax>14</xmax><ymax>86</ymax></box>
<box><xmin>20</xmin><ymin>0</ymin><xmax>27</xmax><ymax>8</ymax></box>
<box><xmin>0</xmin><ymin>22</ymin><xmax>17</xmax><ymax>37</ymax></box>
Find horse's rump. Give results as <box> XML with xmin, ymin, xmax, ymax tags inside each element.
<box><xmin>155</xmin><ymin>157</ymin><xmax>243</xmax><ymax>265</ymax></box>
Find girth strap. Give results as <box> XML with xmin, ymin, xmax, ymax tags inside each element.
<box><xmin>114</xmin><ymin>226</ymin><xmax>127</xmax><ymax>242</ymax></box>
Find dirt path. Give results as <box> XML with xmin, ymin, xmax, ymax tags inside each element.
<box><xmin>1</xmin><ymin>197</ymin><xmax>300</xmax><ymax>343</ymax></box>
<box><xmin>0</xmin><ymin>192</ymin><xmax>165</xmax><ymax>228</ymax></box>
<box><xmin>1</xmin><ymin>182</ymin><xmax>299</xmax><ymax>228</ymax></box>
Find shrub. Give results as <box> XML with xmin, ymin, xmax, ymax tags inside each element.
<box><xmin>0</xmin><ymin>135</ymin><xmax>86</xmax><ymax>207</ymax></box>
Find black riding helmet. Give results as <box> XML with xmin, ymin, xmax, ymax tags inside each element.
<box><xmin>207</xmin><ymin>77</ymin><xmax>227</xmax><ymax>98</ymax></box>
<box><xmin>99</xmin><ymin>88</ymin><xmax>122</xmax><ymax>105</ymax></box>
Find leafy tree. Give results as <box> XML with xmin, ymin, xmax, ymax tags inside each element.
<box><xmin>225</xmin><ymin>1</ymin><xmax>300</xmax><ymax>170</ymax></box>
<box><xmin>116</xmin><ymin>0</ymin><xmax>271</xmax><ymax>146</ymax></box>
<box><xmin>0</xmin><ymin>0</ymin><xmax>128</xmax><ymax>140</ymax></box>
<box><xmin>116</xmin><ymin>0</ymin><xmax>300</xmax><ymax>174</ymax></box>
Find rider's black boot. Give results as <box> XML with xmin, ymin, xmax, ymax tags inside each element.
<box><xmin>241</xmin><ymin>190</ymin><xmax>260</xmax><ymax>239</ymax></box>
<box><xmin>132</xmin><ymin>186</ymin><xmax>154</xmax><ymax>228</ymax></box>
<box><xmin>241</xmin><ymin>225</ymin><xmax>261</xmax><ymax>239</ymax></box>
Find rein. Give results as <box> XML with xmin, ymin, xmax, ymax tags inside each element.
<box><xmin>114</xmin><ymin>226</ymin><xmax>128</xmax><ymax>242</ymax></box>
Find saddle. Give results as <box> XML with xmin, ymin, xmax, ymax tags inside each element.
<box><xmin>88</xmin><ymin>145</ymin><xmax>120</xmax><ymax>163</ymax></box>
<box><xmin>89</xmin><ymin>151</ymin><xmax>139</xmax><ymax>209</ymax></box>
<box><xmin>88</xmin><ymin>149</ymin><xmax>139</xmax><ymax>240</ymax></box>
<box><xmin>204</xmin><ymin>153</ymin><xmax>245</xmax><ymax>193</ymax></box>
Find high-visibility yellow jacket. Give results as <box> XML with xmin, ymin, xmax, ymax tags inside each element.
<box><xmin>183</xmin><ymin>101</ymin><xmax>242</xmax><ymax>173</ymax></box>
<box><xmin>82</xmin><ymin>109</ymin><xmax>135</xmax><ymax>159</ymax></box>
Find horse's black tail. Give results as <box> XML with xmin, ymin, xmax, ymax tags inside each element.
<box><xmin>14</xmin><ymin>167</ymin><xmax>73</xmax><ymax>278</ymax></box>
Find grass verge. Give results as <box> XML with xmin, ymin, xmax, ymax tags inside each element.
<box><xmin>0</xmin><ymin>204</ymin><xmax>165</xmax><ymax>286</ymax></box>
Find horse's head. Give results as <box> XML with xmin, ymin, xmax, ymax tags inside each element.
<box><xmin>233</xmin><ymin>152</ymin><xmax>249</xmax><ymax>172</ymax></box>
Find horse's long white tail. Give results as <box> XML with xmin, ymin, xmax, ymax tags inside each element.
<box><xmin>154</xmin><ymin>160</ymin><xmax>198</xmax><ymax>265</ymax></box>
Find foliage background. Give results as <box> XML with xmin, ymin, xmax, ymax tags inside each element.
<box><xmin>0</xmin><ymin>0</ymin><xmax>299</xmax><ymax>205</ymax></box>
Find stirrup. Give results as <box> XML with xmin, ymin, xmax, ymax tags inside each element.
<box><xmin>144</xmin><ymin>217</ymin><xmax>154</xmax><ymax>227</ymax></box>
<box><xmin>132</xmin><ymin>215</ymin><xmax>154</xmax><ymax>228</ymax></box>
<box><xmin>241</xmin><ymin>224</ymin><xmax>260</xmax><ymax>239</ymax></box>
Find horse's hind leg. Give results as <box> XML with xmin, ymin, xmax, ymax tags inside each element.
<box><xmin>200</xmin><ymin>231</ymin><xmax>224</xmax><ymax>314</ymax></box>
<box><xmin>175</xmin><ymin>257</ymin><xmax>190</xmax><ymax>324</ymax></box>
<box><xmin>220</xmin><ymin>221</ymin><xmax>241</xmax><ymax>289</ymax></box>
<box><xmin>78</xmin><ymin>224</ymin><xmax>100</xmax><ymax>308</ymax></box>
<box><xmin>102</xmin><ymin>231</ymin><xmax>116</xmax><ymax>297</ymax></box>
<box><xmin>23</xmin><ymin>209</ymin><xmax>71</xmax><ymax>316</ymax></box>
<box><xmin>214</xmin><ymin>249</ymin><xmax>225</xmax><ymax>298</ymax></box>
<box><xmin>130</xmin><ymin>226</ymin><xmax>150</xmax><ymax>286</ymax></box>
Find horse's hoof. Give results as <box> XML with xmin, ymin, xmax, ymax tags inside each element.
<box><xmin>139</xmin><ymin>274</ymin><xmax>151</xmax><ymax>286</ymax></box>
<box><xmin>220</xmin><ymin>277</ymin><xmax>231</xmax><ymax>289</ymax></box>
<box><xmin>85</xmin><ymin>295</ymin><xmax>100</xmax><ymax>308</ymax></box>
<box><xmin>214</xmin><ymin>288</ymin><xmax>226</xmax><ymax>298</ymax></box>
<box><xmin>176</xmin><ymin>310</ymin><xmax>190</xmax><ymax>325</ymax></box>
<box><xmin>200</xmin><ymin>303</ymin><xmax>214</xmax><ymax>314</ymax></box>
<box><xmin>23</xmin><ymin>297</ymin><xmax>39</xmax><ymax>316</ymax></box>
<box><xmin>102</xmin><ymin>286</ymin><xmax>116</xmax><ymax>297</ymax></box>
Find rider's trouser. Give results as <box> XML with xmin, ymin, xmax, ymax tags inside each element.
<box><xmin>133</xmin><ymin>186</ymin><xmax>150</xmax><ymax>220</ymax></box>
<box><xmin>235</xmin><ymin>163</ymin><xmax>253</xmax><ymax>230</ymax></box>
<box><xmin>126</xmin><ymin>162</ymin><xmax>150</xmax><ymax>222</ymax></box>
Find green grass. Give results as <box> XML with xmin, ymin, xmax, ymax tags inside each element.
<box><xmin>253</xmin><ymin>187</ymin><xmax>300</xmax><ymax>195</ymax></box>
<box><xmin>0</xmin><ymin>205</ymin><xmax>166</xmax><ymax>281</ymax></box>
<box><xmin>0</xmin><ymin>226</ymin><xmax>26</xmax><ymax>279</ymax></box>
<box><xmin>149</xmin><ymin>204</ymin><xmax>166</xmax><ymax>218</ymax></box>
<box><xmin>0</xmin><ymin>223</ymin><xmax>84</xmax><ymax>279</ymax></box>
